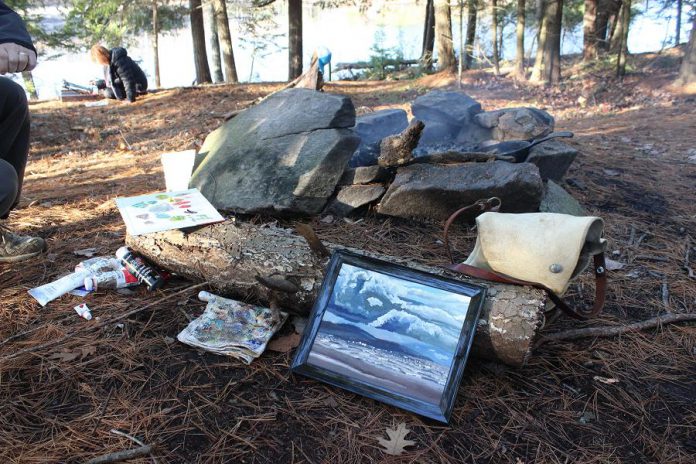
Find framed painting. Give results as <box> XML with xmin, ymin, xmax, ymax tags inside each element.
<box><xmin>291</xmin><ymin>251</ymin><xmax>486</xmax><ymax>423</ymax></box>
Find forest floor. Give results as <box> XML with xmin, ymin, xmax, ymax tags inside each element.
<box><xmin>1</xmin><ymin>50</ymin><xmax>695</xmax><ymax>463</ymax></box>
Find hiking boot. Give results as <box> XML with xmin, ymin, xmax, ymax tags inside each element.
<box><xmin>0</xmin><ymin>226</ymin><xmax>46</xmax><ymax>263</ymax></box>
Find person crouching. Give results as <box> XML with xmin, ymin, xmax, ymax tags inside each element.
<box><xmin>90</xmin><ymin>45</ymin><xmax>148</xmax><ymax>103</ymax></box>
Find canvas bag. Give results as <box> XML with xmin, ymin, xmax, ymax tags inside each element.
<box><xmin>443</xmin><ymin>198</ymin><xmax>608</xmax><ymax>320</ymax></box>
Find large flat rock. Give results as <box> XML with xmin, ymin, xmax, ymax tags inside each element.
<box><xmin>189</xmin><ymin>89</ymin><xmax>360</xmax><ymax>215</ymax></box>
<box><xmin>377</xmin><ymin>162</ymin><xmax>543</xmax><ymax>221</ymax></box>
<box><xmin>474</xmin><ymin>107</ymin><xmax>554</xmax><ymax>141</ymax></box>
<box><xmin>526</xmin><ymin>140</ymin><xmax>578</xmax><ymax>181</ymax></box>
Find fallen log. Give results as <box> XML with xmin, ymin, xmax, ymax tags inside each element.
<box><xmin>126</xmin><ymin>221</ymin><xmax>547</xmax><ymax>367</ymax></box>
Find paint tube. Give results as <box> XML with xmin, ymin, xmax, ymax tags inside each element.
<box><xmin>28</xmin><ymin>271</ymin><xmax>91</xmax><ymax>307</ymax></box>
<box><xmin>115</xmin><ymin>247</ymin><xmax>165</xmax><ymax>291</ymax></box>
<box><xmin>84</xmin><ymin>268</ymin><xmax>140</xmax><ymax>291</ymax></box>
<box><xmin>75</xmin><ymin>256</ymin><xmax>122</xmax><ymax>274</ymax></box>
<box><xmin>74</xmin><ymin>303</ymin><xmax>92</xmax><ymax>320</ymax></box>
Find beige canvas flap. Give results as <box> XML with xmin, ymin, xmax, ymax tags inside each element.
<box><xmin>464</xmin><ymin>212</ymin><xmax>606</xmax><ymax>294</ymax></box>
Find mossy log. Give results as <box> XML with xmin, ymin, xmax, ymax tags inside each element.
<box><xmin>126</xmin><ymin>220</ymin><xmax>546</xmax><ymax>367</ymax></box>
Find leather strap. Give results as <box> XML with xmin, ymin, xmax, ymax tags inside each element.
<box><xmin>443</xmin><ymin>200</ymin><xmax>607</xmax><ymax>320</ymax></box>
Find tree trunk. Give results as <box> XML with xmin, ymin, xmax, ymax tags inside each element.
<box><xmin>288</xmin><ymin>0</ymin><xmax>303</xmax><ymax>80</ymax></box>
<box><xmin>608</xmin><ymin>0</ymin><xmax>624</xmax><ymax>53</ymax></box>
<box><xmin>212</xmin><ymin>0</ymin><xmax>238</xmax><ymax>83</ymax></box>
<box><xmin>676</xmin><ymin>0</ymin><xmax>682</xmax><ymax>45</ymax></box>
<box><xmin>464</xmin><ymin>0</ymin><xmax>477</xmax><ymax>69</ymax></box>
<box><xmin>491</xmin><ymin>0</ymin><xmax>500</xmax><ymax>75</ymax></box>
<box><xmin>152</xmin><ymin>0</ymin><xmax>161</xmax><ymax>88</ymax></box>
<box><xmin>206</xmin><ymin>2</ymin><xmax>223</xmax><ymax>83</ymax></box>
<box><xmin>21</xmin><ymin>71</ymin><xmax>38</xmax><ymax>100</ymax></box>
<box><xmin>435</xmin><ymin>0</ymin><xmax>456</xmax><ymax>70</ymax></box>
<box><xmin>583</xmin><ymin>0</ymin><xmax>598</xmax><ymax>61</ymax></box>
<box><xmin>515</xmin><ymin>0</ymin><xmax>526</xmax><ymax>78</ymax></box>
<box><xmin>421</xmin><ymin>0</ymin><xmax>436</xmax><ymax>69</ymax></box>
<box><xmin>189</xmin><ymin>0</ymin><xmax>212</xmax><ymax>84</ymax></box>
<box><xmin>595</xmin><ymin>0</ymin><xmax>621</xmax><ymax>51</ymax></box>
<box><xmin>530</xmin><ymin>0</ymin><xmax>563</xmax><ymax>84</ymax></box>
<box><xmin>126</xmin><ymin>221</ymin><xmax>548</xmax><ymax>367</ymax></box>
<box><xmin>615</xmin><ymin>0</ymin><xmax>631</xmax><ymax>77</ymax></box>
<box><xmin>677</xmin><ymin>16</ymin><xmax>696</xmax><ymax>84</ymax></box>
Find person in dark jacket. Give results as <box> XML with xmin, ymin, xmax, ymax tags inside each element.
<box><xmin>0</xmin><ymin>1</ymin><xmax>46</xmax><ymax>262</ymax></box>
<box><xmin>90</xmin><ymin>45</ymin><xmax>148</xmax><ymax>103</ymax></box>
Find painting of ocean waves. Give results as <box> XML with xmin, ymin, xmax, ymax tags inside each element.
<box><xmin>306</xmin><ymin>263</ymin><xmax>472</xmax><ymax>404</ymax></box>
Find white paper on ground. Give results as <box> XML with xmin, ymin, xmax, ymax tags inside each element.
<box><xmin>114</xmin><ymin>188</ymin><xmax>224</xmax><ymax>236</ymax></box>
<box><xmin>28</xmin><ymin>271</ymin><xmax>90</xmax><ymax>306</ymax></box>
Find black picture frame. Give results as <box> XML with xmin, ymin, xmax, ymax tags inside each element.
<box><xmin>291</xmin><ymin>250</ymin><xmax>486</xmax><ymax>423</ymax></box>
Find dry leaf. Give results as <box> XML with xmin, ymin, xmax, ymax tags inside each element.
<box><xmin>48</xmin><ymin>346</ymin><xmax>96</xmax><ymax>362</ymax></box>
<box><xmin>266</xmin><ymin>332</ymin><xmax>301</xmax><ymax>353</ymax></box>
<box><xmin>73</xmin><ymin>248</ymin><xmax>97</xmax><ymax>257</ymax></box>
<box><xmin>376</xmin><ymin>422</ymin><xmax>416</xmax><ymax>455</ymax></box>
<box><xmin>594</xmin><ymin>375</ymin><xmax>620</xmax><ymax>384</ymax></box>
<box><xmin>605</xmin><ymin>258</ymin><xmax>625</xmax><ymax>271</ymax></box>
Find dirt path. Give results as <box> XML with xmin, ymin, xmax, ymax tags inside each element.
<box><xmin>0</xmin><ymin>73</ymin><xmax>694</xmax><ymax>463</ymax></box>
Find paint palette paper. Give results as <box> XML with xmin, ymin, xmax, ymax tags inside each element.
<box><xmin>115</xmin><ymin>188</ymin><xmax>224</xmax><ymax>236</ymax></box>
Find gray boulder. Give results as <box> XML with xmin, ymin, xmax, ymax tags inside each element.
<box><xmin>326</xmin><ymin>185</ymin><xmax>386</xmax><ymax>217</ymax></box>
<box><xmin>474</xmin><ymin>107</ymin><xmax>554</xmax><ymax>141</ymax></box>
<box><xmin>539</xmin><ymin>180</ymin><xmax>587</xmax><ymax>216</ymax></box>
<box><xmin>349</xmin><ymin>109</ymin><xmax>409</xmax><ymax>167</ymax></box>
<box><xmin>377</xmin><ymin>162</ymin><xmax>543</xmax><ymax>221</ymax></box>
<box><xmin>339</xmin><ymin>165</ymin><xmax>391</xmax><ymax>185</ymax></box>
<box><xmin>190</xmin><ymin>88</ymin><xmax>360</xmax><ymax>215</ymax></box>
<box><xmin>411</xmin><ymin>91</ymin><xmax>485</xmax><ymax>148</ymax></box>
<box><xmin>526</xmin><ymin>140</ymin><xmax>578</xmax><ymax>181</ymax></box>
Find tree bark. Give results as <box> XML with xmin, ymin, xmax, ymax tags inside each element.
<box><xmin>464</xmin><ymin>0</ymin><xmax>477</xmax><ymax>69</ymax></box>
<box><xmin>152</xmin><ymin>0</ymin><xmax>161</xmax><ymax>88</ymax></box>
<box><xmin>205</xmin><ymin>2</ymin><xmax>224</xmax><ymax>83</ymax></box>
<box><xmin>583</xmin><ymin>0</ymin><xmax>598</xmax><ymax>61</ymax></box>
<box><xmin>189</xmin><ymin>0</ymin><xmax>212</xmax><ymax>84</ymax></box>
<box><xmin>435</xmin><ymin>0</ymin><xmax>456</xmax><ymax>70</ymax></box>
<box><xmin>615</xmin><ymin>0</ymin><xmax>631</xmax><ymax>77</ymax></box>
<box><xmin>126</xmin><ymin>221</ymin><xmax>548</xmax><ymax>367</ymax></box>
<box><xmin>677</xmin><ymin>16</ymin><xmax>696</xmax><ymax>85</ymax></box>
<box><xmin>530</xmin><ymin>0</ymin><xmax>563</xmax><ymax>84</ymax></box>
<box><xmin>515</xmin><ymin>0</ymin><xmax>526</xmax><ymax>78</ymax></box>
<box><xmin>288</xmin><ymin>0</ymin><xmax>303</xmax><ymax>80</ymax></box>
<box><xmin>491</xmin><ymin>0</ymin><xmax>500</xmax><ymax>75</ymax></box>
<box><xmin>421</xmin><ymin>0</ymin><xmax>436</xmax><ymax>69</ymax></box>
<box><xmin>608</xmin><ymin>0</ymin><xmax>625</xmax><ymax>53</ymax></box>
<box><xmin>212</xmin><ymin>0</ymin><xmax>238</xmax><ymax>83</ymax></box>
<box><xmin>676</xmin><ymin>0</ymin><xmax>682</xmax><ymax>45</ymax></box>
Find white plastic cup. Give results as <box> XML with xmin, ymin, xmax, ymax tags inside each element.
<box><xmin>160</xmin><ymin>150</ymin><xmax>196</xmax><ymax>191</ymax></box>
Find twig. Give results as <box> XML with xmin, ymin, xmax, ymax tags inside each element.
<box><xmin>661</xmin><ymin>280</ymin><xmax>670</xmax><ymax>309</ymax></box>
<box><xmin>0</xmin><ymin>283</ymin><xmax>208</xmax><ymax>362</ymax></box>
<box><xmin>537</xmin><ymin>313</ymin><xmax>696</xmax><ymax>345</ymax></box>
<box><xmin>85</xmin><ymin>445</ymin><xmax>153</xmax><ymax>464</ymax></box>
<box><xmin>110</xmin><ymin>429</ymin><xmax>159</xmax><ymax>464</ymax></box>
<box><xmin>91</xmin><ymin>386</ymin><xmax>114</xmax><ymax>434</ymax></box>
<box><xmin>685</xmin><ymin>237</ymin><xmax>695</xmax><ymax>279</ymax></box>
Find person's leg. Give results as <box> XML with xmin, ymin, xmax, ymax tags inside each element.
<box><xmin>0</xmin><ymin>77</ymin><xmax>30</xmax><ymax>216</ymax></box>
<box><xmin>0</xmin><ymin>77</ymin><xmax>46</xmax><ymax>262</ymax></box>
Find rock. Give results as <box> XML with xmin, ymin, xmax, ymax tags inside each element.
<box><xmin>526</xmin><ymin>140</ymin><xmax>578</xmax><ymax>181</ymax></box>
<box><xmin>326</xmin><ymin>185</ymin><xmax>386</xmax><ymax>217</ymax></box>
<box><xmin>411</xmin><ymin>91</ymin><xmax>485</xmax><ymax>147</ymax></box>
<box><xmin>474</xmin><ymin>107</ymin><xmax>554</xmax><ymax>141</ymax></box>
<box><xmin>348</xmin><ymin>109</ymin><xmax>409</xmax><ymax>167</ymax></box>
<box><xmin>339</xmin><ymin>165</ymin><xmax>391</xmax><ymax>185</ymax></box>
<box><xmin>189</xmin><ymin>88</ymin><xmax>360</xmax><ymax>215</ymax></box>
<box><xmin>377</xmin><ymin>162</ymin><xmax>543</xmax><ymax>221</ymax></box>
<box><xmin>539</xmin><ymin>180</ymin><xmax>587</xmax><ymax>216</ymax></box>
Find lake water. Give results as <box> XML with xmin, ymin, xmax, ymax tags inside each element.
<box><xmin>14</xmin><ymin>1</ymin><xmax>693</xmax><ymax>99</ymax></box>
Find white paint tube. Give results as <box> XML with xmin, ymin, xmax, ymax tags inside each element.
<box><xmin>28</xmin><ymin>271</ymin><xmax>91</xmax><ymax>307</ymax></box>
